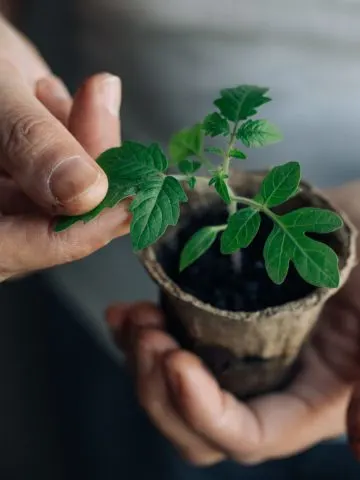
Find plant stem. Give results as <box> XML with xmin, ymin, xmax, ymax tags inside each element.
<box><xmin>232</xmin><ymin>195</ymin><xmax>280</xmax><ymax>225</ymax></box>
<box><xmin>223</xmin><ymin>121</ymin><xmax>240</xmax><ymax>176</ymax></box>
<box><xmin>171</xmin><ymin>174</ymin><xmax>210</xmax><ymax>184</ymax></box>
<box><xmin>223</xmin><ymin>121</ymin><xmax>240</xmax><ymax>216</ymax></box>
<box><xmin>212</xmin><ymin>224</ymin><xmax>227</xmax><ymax>232</ymax></box>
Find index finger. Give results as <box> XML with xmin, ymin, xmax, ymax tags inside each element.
<box><xmin>0</xmin><ymin>200</ymin><xmax>131</xmax><ymax>280</ymax></box>
<box><xmin>0</xmin><ymin>61</ymin><xmax>108</xmax><ymax>215</ymax></box>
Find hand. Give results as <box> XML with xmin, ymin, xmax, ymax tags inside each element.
<box><xmin>316</xmin><ymin>182</ymin><xmax>360</xmax><ymax>460</ymax></box>
<box><xmin>105</xmin><ymin>183</ymin><xmax>360</xmax><ymax>466</ymax></box>
<box><xmin>0</xmin><ymin>15</ymin><xmax>130</xmax><ymax>281</ymax></box>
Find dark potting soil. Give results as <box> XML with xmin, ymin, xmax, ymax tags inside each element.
<box><xmin>158</xmin><ymin>206</ymin><xmax>316</xmax><ymax>312</ymax></box>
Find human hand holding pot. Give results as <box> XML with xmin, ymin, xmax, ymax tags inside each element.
<box><xmin>106</xmin><ymin>275</ymin><xmax>358</xmax><ymax>467</ymax></box>
<box><xmin>0</xmin><ymin>14</ymin><xmax>130</xmax><ymax>281</ymax></box>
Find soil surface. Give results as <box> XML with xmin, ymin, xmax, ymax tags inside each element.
<box><xmin>158</xmin><ymin>205</ymin><xmax>316</xmax><ymax>312</ymax></box>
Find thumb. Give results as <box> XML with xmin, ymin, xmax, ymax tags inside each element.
<box><xmin>0</xmin><ymin>61</ymin><xmax>108</xmax><ymax>215</ymax></box>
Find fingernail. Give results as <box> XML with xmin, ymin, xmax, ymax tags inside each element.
<box><xmin>101</xmin><ymin>75</ymin><xmax>121</xmax><ymax>116</ymax></box>
<box><xmin>49</xmin><ymin>155</ymin><xmax>105</xmax><ymax>205</ymax></box>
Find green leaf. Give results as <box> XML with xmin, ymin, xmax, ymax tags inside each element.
<box><xmin>169</xmin><ymin>124</ymin><xmax>204</xmax><ymax>164</ymax></box>
<box><xmin>237</xmin><ymin>119</ymin><xmax>283</xmax><ymax>148</ymax></box>
<box><xmin>178</xmin><ymin>159</ymin><xmax>201</xmax><ymax>175</ymax></box>
<box><xmin>130</xmin><ymin>176</ymin><xmax>187</xmax><ymax>251</ymax></box>
<box><xmin>202</xmin><ymin>112</ymin><xmax>230</xmax><ymax>137</ymax></box>
<box><xmin>180</xmin><ymin>227</ymin><xmax>219</xmax><ymax>271</ymax></box>
<box><xmin>280</xmin><ymin>208</ymin><xmax>343</xmax><ymax>234</ymax></box>
<box><xmin>221</xmin><ymin>208</ymin><xmax>261</xmax><ymax>254</ymax></box>
<box><xmin>210</xmin><ymin>172</ymin><xmax>231</xmax><ymax>204</ymax></box>
<box><xmin>208</xmin><ymin>177</ymin><xmax>216</xmax><ymax>186</ymax></box>
<box><xmin>214</xmin><ymin>85</ymin><xmax>271</xmax><ymax>123</ymax></box>
<box><xmin>259</xmin><ymin>162</ymin><xmax>301</xmax><ymax>208</ymax></box>
<box><xmin>188</xmin><ymin>177</ymin><xmax>197</xmax><ymax>189</ymax></box>
<box><xmin>97</xmin><ymin>142</ymin><xmax>167</xmax><ymax>181</ymax></box>
<box><xmin>55</xmin><ymin>142</ymin><xmax>167</xmax><ymax>232</ymax></box>
<box><xmin>55</xmin><ymin>184</ymin><xmax>135</xmax><ymax>232</ymax></box>
<box><xmin>229</xmin><ymin>148</ymin><xmax>247</xmax><ymax>160</ymax></box>
<box><xmin>263</xmin><ymin>208</ymin><xmax>343</xmax><ymax>288</ymax></box>
<box><xmin>205</xmin><ymin>146</ymin><xmax>224</xmax><ymax>156</ymax></box>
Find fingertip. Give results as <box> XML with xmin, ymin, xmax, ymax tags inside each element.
<box><xmin>165</xmin><ymin>350</ymin><xmax>216</xmax><ymax>392</ymax></box>
<box><xmin>37</xmin><ymin>76</ymin><xmax>71</xmax><ymax>101</ymax></box>
<box><xmin>105</xmin><ymin>303</ymin><xmax>130</xmax><ymax>329</ymax></box>
<box><xmin>136</xmin><ymin>329</ymin><xmax>179</xmax><ymax>377</ymax></box>
<box><xmin>36</xmin><ymin>76</ymin><xmax>72</xmax><ymax>125</ymax></box>
<box><xmin>69</xmin><ymin>72</ymin><xmax>121</xmax><ymax>158</ymax></box>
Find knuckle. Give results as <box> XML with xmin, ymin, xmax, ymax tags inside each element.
<box><xmin>1</xmin><ymin>111</ymin><xmax>54</xmax><ymax>161</ymax></box>
<box><xmin>47</xmin><ymin>229</ymin><xmax>96</xmax><ymax>266</ymax></box>
<box><xmin>136</xmin><ymin>328</ymin><xmax>162</xmax><ymax>352</ymax></box>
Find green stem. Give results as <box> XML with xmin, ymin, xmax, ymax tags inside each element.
<box><xmin>212</xmin><ymin>224</ymin><xmax>227</xmax><ymax>232</ymax></box>
<box><xmin>171</xmin><ymin>174</ymin><xmax>210</xmax><ymax>184</ymax></box>
<box><xmin>223</xmin><ymin>121</ymin><xmax>240</xmax><ymax>216</ymax></box>
<box><xmin>223</xmin><ymin>121</ymin><xmax>240</xmax><ymax>176</ymax></box>
<box><xmin>232</xmin><ymin>195</ymin><xmax>280</xmax><ymax>224</ymax></box>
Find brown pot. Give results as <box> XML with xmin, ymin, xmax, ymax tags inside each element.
<box><xmin>139</xmin><ymin>170</ymin><xmax>357</xmax><ymax>398</ymax></box>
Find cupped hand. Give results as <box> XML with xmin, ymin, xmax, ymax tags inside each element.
<box><xmin>105</xmin><ymin>302</ymin><xmax>351</xmax><ymax>466</ymax></box>
<box><xmin>105</xmin><ymin>183</ymin><xmax>360</xmax><ymax>466</ymax></box>
<box><xmin>0</xmin><ymin>15</ymin><xmax>130</xmax><ymax>281</ymax></box>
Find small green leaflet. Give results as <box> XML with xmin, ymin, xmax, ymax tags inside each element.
<box><xmin>260</xmin><ymin>162</ymin><xmax>300</xmax><ymax>208</ymax></box>
<box><xmin>202</xmin><ymin>112</ymin><xmax>230</xmax><ymax>137</ymax></box>
<box><xmin>237</xmin><ymin>119</ymin><xmax>283</xmax><ymax>148</ymax></box>
<box><xmin>97</xmin><ymin>142</ymin><xmax>168</xmax><ymax>180</ymax></box>
<box><xmin>130</xmin><ymin>176</ymin><xmax>187</xmax><ymax>251</ymax></box>
<box><xmin>178</xmin><ymin>159</ymin><xmax>201</xmax><ymax>175</ymax></box>
<box><xmin>188</xmin><ymin>177</ymin><xmax>197</xmax><ymax>189</ymax></box>
<box><xmin>214</xmin><ymin>85</ymin><xmax>271</xmax><ymax>123</ymax></box>
<box><xmin>229</xmin><ymin>148</ymin><xmax>247</xmax><ymax>160</ymax></box>
<box><xmin>169</xmin><ymin>124</ymin><xmax>204</xmax><ymax>164</ymax></box>
<box><xmin>55</xmin><ymin>142</ymin><xmax>167</xmax><ymax>232</ymax></box>
<box><xmin>209</xmin><ymin>172</ymin><xmax>231</xmax><ymax>204</ymax></box>
<box><xmin>264</xmin><ymin>208</ymin><xmax>343</xmax><ymax>288</ymax></box>
<box><xmin>221</xmin><ymin>208</ymin><xmax>261</xmax><ymax>254</ymax></box>
<box><xmin>205</xmin><ymin>146</ymin><xmax>224</xmax><ymax>156</ymax></box>
<box><xmin>180</xmin><ymin>227</ymin><xmax>219</xmax><ymax>271</ymax></box>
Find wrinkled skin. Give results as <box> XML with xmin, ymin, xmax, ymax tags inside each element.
<box><xmin>106</xmin><ymin>182</ymin><xmax>360</xmax><ymax>466</ymax></box>
<box><xmin>0</xmin><ymin>14</ymin><xmax>130</xmax><ymax>281</ymax></box>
